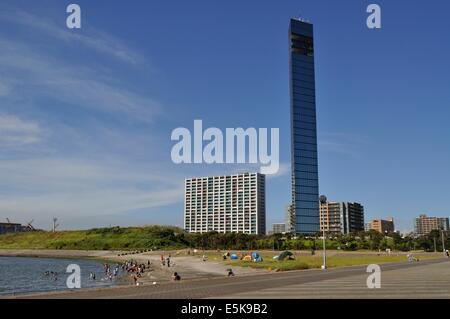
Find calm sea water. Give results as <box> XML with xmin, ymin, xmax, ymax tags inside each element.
<box><xmin>0</xmin><ymin>256</ymin><xmax>117</xmax><ymax>296</ymax></box>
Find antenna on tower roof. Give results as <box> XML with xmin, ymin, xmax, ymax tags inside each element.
<box><xmin>296</xmin><ymin>16</ymin><xmax>312</xmax><ymax>24</ymax></box>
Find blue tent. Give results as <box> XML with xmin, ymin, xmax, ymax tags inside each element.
<box><xmin>251</xmin><ymin>252</ymin><xmax>263</xmax><ymax>262</ymax></box>
<box><xmin>230</xmin><ymin>253</ymin><xmax>238</xmax><ymax>260</ymax></box>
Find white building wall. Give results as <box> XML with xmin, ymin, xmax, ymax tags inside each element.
<box><xmin>184</xmin><ymin>173</ymin><xmax>265</xmax><ymax>234</ymax></box>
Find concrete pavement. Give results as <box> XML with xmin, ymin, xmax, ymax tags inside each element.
<box><xmin>217</xmin><ymin>258</ymin><xmax>450</xmax><ymax>299</ymax></box>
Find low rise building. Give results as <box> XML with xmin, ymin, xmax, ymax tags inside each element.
<box><xmin>0</xmin><ymin>222</ymin><xmax>23</xmax><ymax>234</ymax></box>
<box><xmin>368</xmin><ymin>218</ymin><xmax>395</xmax><ymax>234</ymax></box>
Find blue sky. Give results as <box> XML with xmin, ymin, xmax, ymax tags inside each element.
<box><xmin>0</xmin><ymin>0</ymin><xmax>449</xmax><ymax>233</ymax></box>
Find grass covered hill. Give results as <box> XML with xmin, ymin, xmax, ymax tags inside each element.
<box><xmin>0</xmin><ymin>226</ymin><xmax>189</xmax><ymax>250</ymax></box>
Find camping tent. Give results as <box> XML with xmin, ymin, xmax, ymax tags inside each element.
<box><xmin>277</xmin><ymin>251</ymin><xmax>294</xmax><ymax>261</ymax></box>
<box><xmin>251</xmin><ymin>252</ymin><xmax>263</xmax><ymax>262</ymax></box>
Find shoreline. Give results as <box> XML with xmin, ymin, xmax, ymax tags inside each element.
<box><xmin>0</xmin><ymin>249</ymin><xmax>123</xmax><ymax>260</ymax></box>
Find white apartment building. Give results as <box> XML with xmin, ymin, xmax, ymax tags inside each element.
<box><xmin>184</xmin><ymin>172</ymin><xmax>266</xmax><ymax>234</ymax></box>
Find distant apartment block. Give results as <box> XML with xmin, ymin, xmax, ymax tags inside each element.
<box><xmin>272</xmin><ymin>223</ymin><xmax>286</xmax><ymax>234</ymax></box>
<box><xmin>368</xmin><ymin>218</ymin><xmax>395</xmax><ymax>234</ymax></box>
<box><xmin>320</xmin><ymin>200</ymin><xmax>365</xmax><ymax>235</ymax></box>
<box><xmin>319</xmin><ymin>201</ymin><xmax>343</xmax><ymax>234</ymax></box>
<box><xmin>414</xmin><ymin>214</ymin><xmax>449</xmax><ymax>236</ymax></box>
<box><xmin>184</xmin><ymin>173</ymin><xmax>265</xmax><ymax>234</ymax></box>
<box><xmin>285</xmin><ymin>204</ymin><xmax>295</xmax><ymax>233</ymax></box>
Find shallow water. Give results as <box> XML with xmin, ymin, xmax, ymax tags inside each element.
<box><xmin>0</xmin><ymin>256</ymin><xmax>117</xmax><ymax>296</ymax></box>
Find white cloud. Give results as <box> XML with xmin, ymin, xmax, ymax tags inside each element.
<box><xmin>0</xmin><ymin>158</ymin><xmax>181</xmax><ymax>191</ymax></box>
<box><xmin>0</xmin><ymin>114</ymin><xmax>43</xmax><ymax>146</ymax></box>
<box><xmin>0</xmin><ymin>158</ymin><xmax>184</xmax><ymax>227</ymax></box>
<box><xmin>0</xmin><ymin>38</ymin><xmax>161</xmax><ymax>122</ymax></box>
<box><xmin>0</xmin><ymin>7</ymin><xmax>178</xmax><ymax>229</ymax></box>
<box><xmin>266</xmin><ymin>162</ymin><xmax>290</xmax><ymax>179</ymax></box>
<box><xmin>0</xmin><ymin>188</ymin><xmax>183</xmax><ymax>221</ymax></box>
<box><xmin>0</xmin><ymin>9</ymin><xmax>143</xmax><ymax>65</ymax></box>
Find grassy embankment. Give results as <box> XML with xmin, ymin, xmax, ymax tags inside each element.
<box><xmin>0</xmin><ymin>226</ymin><xmax>187</xmax><ymax>250</ymax></box>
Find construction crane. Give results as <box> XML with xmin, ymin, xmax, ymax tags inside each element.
<box><xmin>6</xmin><ymin>218</ymin><xmax>11</xmax><ymax>223</ymax></box>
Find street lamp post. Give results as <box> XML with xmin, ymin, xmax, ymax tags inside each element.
<box><xmin>322</xmin><ymin>227</ymin><xmax>327</xmax><ymax>270</ymax></box>
<box><xmin>441</xmin><ymin>229</ymin><xmax>446</xmax><ymax>256</ymax></box>
<box><xmin>319</xmin><ymin>195</ymin><xmax>328</xmax><ymax>270</ymax></box>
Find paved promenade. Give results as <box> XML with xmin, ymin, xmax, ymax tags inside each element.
<box><xmin>218</xmin><ymin>258</ymin><xmax>450</xmax><ymax>299</ymax></box>
<box><xmin>10</xmin><ymin>258</ymin><xmax>450</xmax><ymax>299</ymax></box>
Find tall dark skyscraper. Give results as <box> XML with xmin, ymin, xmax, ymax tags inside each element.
<box><xmin>289</xmin><ymin>18</ymin><xmax>320</xmax><ymax>234</ymax></box>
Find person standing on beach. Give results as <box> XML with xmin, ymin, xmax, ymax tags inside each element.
<box><xmin>166</xmin><ymin>256</ymin><xmax>171</xmax><ymax>267</ymax></box>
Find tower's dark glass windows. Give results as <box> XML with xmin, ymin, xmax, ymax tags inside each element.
<box><xmin>289</xmin><ymin>19</ymin><xmax>319</xmax><ymax>235</ymax></box>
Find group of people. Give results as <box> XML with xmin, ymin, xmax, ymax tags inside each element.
<box><xmin>86</xmin><ymin>263</ymin><xmax>124</xmax><ymax>282</ymax></box>
<box><xmin>101</xmin><ymin>263</ymin><xmax>120</xmax><ymax>280</ymax></box>
<box><xmin>160</xmin><ymin>254</ymin><xmax>172</xmax><ymax>267</ymax></box>
<box><xmin>98</xmin><ymin>261</ymin><xmax>149</xmax><ymax>282</ymax></box>
<box><xmin>122</xmin><ymin>260</ymin><xmax>150</xmax><ymax>276</ymax></box>
<box><xmin>121</xmin><ymin>260</ymin><xmax>152</xmax><ymax>285</ymax></box>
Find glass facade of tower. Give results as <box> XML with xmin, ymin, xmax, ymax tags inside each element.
<box><xmin>289</xmin><ymin>19</ymin><xmax>319</xmax><ymax>234</ymax></box>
